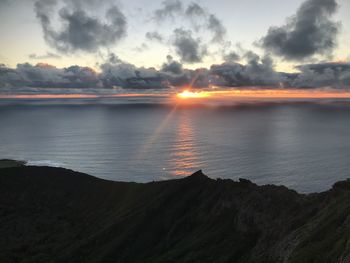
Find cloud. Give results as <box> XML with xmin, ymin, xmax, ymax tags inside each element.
<box><xmin>210</xmin><ymin>52</ymin><xmax>280</xmax><ymax>87</ymax></box>
<box><xmin>185</xmin><ymin>2</ymin><xmax>207</xmax><ymax>19</ymax></box>
<box><xmin>184</xmin><ymin>2</ymin><xmax>227</xmax><ymax>43</ymax></box>
<box><xmin>208</xmin><ymin>14</ymin><xmax>226</xmax><ymax>43</ymax></box>
<box><xmin>291</xmin><ymin>62</ymin><xmax>350</xmax><ymax>87</ymax></box>
<box><xmin>153</xmin><ymin>0</ymin><xmax>183</xmax><ymax>22</ymax></box>
<box><xmin>2</xmin><ymin>59</ymin><xmax>350</xmax><ymax>90</ymax></box>
<box><xmin>108</xmin><ymin>53</ymin><xmax>123</xmax><ymax>64</ymax></box>
<box><xmin>161</xmin><ymin>55</ymin><xmax>184</xmax><ymax>75</ymax></box>
<box><xmin>100</xmin><ymin>58</ymin><xmax>169</xmax><ymax>89</ymax></box>
<box><xmin>145</xmin><ymin>31</ymin><xmax>164</xmax><ymax>42</ymax></box>
<box><xmin>0</xmin><ymin>63</ymin><xmax>101</xmax><ymax>89</ymax></box>
<box><xmin>172</xmin><ymin>28</ymin><xmax>207</xmax><ymax>63</ymax></box>
<box><xmin>34</xmin><ymin>0</ymin><xmax>127</xmax><ymax>53</ymax></box>
<box><xmin>152</xmin><ymin>1</ymin><xmax>228</xmax><ymax>56</ymax></box>
<box><xmin>261</xmin><ymin>0</ymin><xmax>340</xmax><ymax>60</ymax></box>
<box><xmin>223</xmin><ymin>51</ymin><xmax>240</xmax><ymax>62</ymax></box>
<box><xmin>29</xmin><ymin>52</ymin><xmax>61</xmax><ymax>60</ymax></box>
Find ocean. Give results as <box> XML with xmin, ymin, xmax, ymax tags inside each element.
<box><xmin>1</xmin><ymin>98</ymin><xmax>350</xmax><ymax>193</ymax></box>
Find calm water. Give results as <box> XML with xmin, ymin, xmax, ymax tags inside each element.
<box><xmin>1</xmin><ymin>99</ymin><xmax>350</xmax><ymax>193</ymax></box>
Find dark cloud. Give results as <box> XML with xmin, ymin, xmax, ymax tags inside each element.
<box><xmin>290</xmin><ymin>62</ymin><xmax>350</xmax><ymax>87</ymax></box>
<box><xmin>34</xmin><ymin>0</ymin><xmax>127</xmax><ymax>53</ymax></box>
<box><xmin>153</xmin><ymin>0</ymin><xmax>183</xmax><ymax>22</ymax></box>
<box><xmin>160</xmin><ymin>55</ymin><xmax>193</xmax><ymax>86</ymax></box>
<box><xmin>108</xmin><ymin>53</ymin><xmax>123</xmax><ymax>64</ymax></box>
<box><xmin>185</xmin><ymin>2</ymin><xmax>206</xmax><ymax>17</ymax></box>
<box><xmin>210</xmin><ymin>52</ymin><xmax>279</xmax><ymax>87</ymax></box>
<box><xmin>100</xmin><ymin>60</ymin><xmax>167</xmax><ymax>89</ymax></box>
<box><xmin>208</xmin><ymin>14</ymin><xmax>226</xmax><ymax>43</ymax></box>
<box><xmin>153</xmin><ymin>1</ymin><xmax>228</xmax><ymax>51</ymax></box>
<box><xmin>0</xmin><ymin>64</ymin><xmax>22</xmax><ymax>88</ymax></box>
<box><xmin>0</xmin><ymin>63</ymin><xmax>101</xmax><ymax>89</ymax></box>
<box><xmin>261</xmin><ymin>0</ymin><xmax>340</xmax><ymax>60</ymax></box>
<box><xmin>172</xmin><ymin>28</ymin><xmax>207</xmax><ymax>63</ymax></box>
<box><xmin>161</xmin><ymin>55</ymin><xmax>184</xmax><ymax>75</ymax></box>
<box><xmin>145</xmin><ymin>31</ymin><xmax>164</xmax><ymax>42</ymax></box>
<box><xmin>184</xmin><ymin>3</ymin><xmax>226</xmax><ymax>43</ymax></box>
<box><xmin>223</xmin><ymin>51</ymin><xmax>240</xmax><ymax>62</ymax></box>
<box><xmin>29</xmin><ymin>52</ymin><xmax>61</xmax><ymax>60</ymax></box>
<box><xmin>2</xmin><ymin>59</ymin><xmax>350</xmax><ymax>90</ymax></box>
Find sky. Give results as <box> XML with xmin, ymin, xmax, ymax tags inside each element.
<box><xmin>0</xmin><ymin>0</ymin><xmax>350</xmax><ymax>92</ymax></box>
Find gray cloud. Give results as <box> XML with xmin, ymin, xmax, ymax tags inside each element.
<box><xmin>153</xmin><ymin>0</ymin><xmax>183</xmax><ymax>22</ymax></box>
<box><xmin>29</xmin><ymin>52</ymin><xmax>61</xmax><ymax>60</ymax></box>
<box><xmin>0</xmin><ymin>63</ymin><xmax>101</xmax><ymax>89</ymax></box>
<box><xmin>185</xmin><ymin>2</ymin><xmax>206</xmax><ymax>17</ymax></box>
<box><xmin>172</xmin><ymin>28</ymin><xmax>207</xmax><ymax>63</ymax></box>
<box><xmin>107</xmin><ymin>53</ymin><xmax>123</xmax><ymax>64</ymax></box>
<box><xmin>261</xmin><ymin>0</ymin><xmax>340</xmax><ymax>60</ymax></box>
<box><xmin>2</xmin><ymin>59</ymin><xmax>350</xmax><ymax>90</ymax></box>
<box><xmin>161</xmin><ymin>55</ymin><xmax>184</xmax><ymax>75</ymax></box>
<box><xmin>223</xmin><ymin>51</ymin><xmax>240</xmax><ymax>62</ymax></box>
<box><xmin>145</xmin><ymin>31</ymin><xmax>164</xmax><ymax>42</ymax></box>
<box><xmin>210</xmin><ymin>52</ymin><xmax>280</xmax><ymax>87</ymax></box>
<box><xmin>153</xmin><ymin>1</ymin><xmax>227</xmax><ymax>50</ymax></box>
<box><xmin>100</xmin><ymin>61</ymin><xmax>167</xmax><ymax>89</ymax></box>
<box><xmin>34</xmin><ymin>0</ymin><xmax>127</xmax><ymax>53</ymax></box>
<box><xmin>184</xmin><ymin>2</ymin><xmax>226</xmax><ymax>43</ymax></box>
<box><xmin>208</xmin><ymin>14</ymin><xmax>226</xmax><ymax>43</ymax></box>
<box><xmin>291</xmin><ymin>62</ymin><xmax>350</xmax><ymax>87</ymax></box>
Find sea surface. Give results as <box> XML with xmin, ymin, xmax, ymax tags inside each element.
<box><xmin>1</xmin><ymin>98</ymin><xmax>350</xmax><ymax>193</ymax></box>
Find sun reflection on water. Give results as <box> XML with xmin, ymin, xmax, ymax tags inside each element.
<box><xmin>169</xmin><ymin>110</ymin><xmax>201</xmax><ymax>177</ymax></box>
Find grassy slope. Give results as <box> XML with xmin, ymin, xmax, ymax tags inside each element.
<box><xmin>0</xmin><ymin>166</ymin><xmax>350</xmax><ymax>263</ymax></box>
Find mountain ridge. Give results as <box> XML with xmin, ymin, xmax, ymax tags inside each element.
<box><xmin>1</xmin><ymin>165</ymin><xmax>350</xmax><ymax>262</ymax></box>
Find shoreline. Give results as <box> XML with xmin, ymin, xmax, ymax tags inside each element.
<box><xmin>1</xmin><ymin>159</ymin><xmax>348</xmax><ymax>194</ymax></box>
<box><xmin>1</xmin><ymin>159</ymin><xmax>349</xmax><ymax>194</ymax></box>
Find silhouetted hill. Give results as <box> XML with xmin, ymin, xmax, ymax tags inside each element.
<box><xmin>1</xmin><ymin>165</ymin><xmax>350</xmax><ymax>262</ymax></box>
<box><xmin>0</xmin><ymin>159</ymin><xmax>25</xmax><ymax>168</ymax></box>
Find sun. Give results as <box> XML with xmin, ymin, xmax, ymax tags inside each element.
<box><xmin>176</xmin><ymin>90</ymin><xmax>210</xmax><ymax>99</ymax></box>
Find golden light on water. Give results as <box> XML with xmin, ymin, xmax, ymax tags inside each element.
<box><xmin>171</xmin><ymin>111</ymin><xmax>200</xmax><ymax>177</ymax></box>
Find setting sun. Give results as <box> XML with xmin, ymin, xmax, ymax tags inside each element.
<box><xmin>177</xmin><ymin>90</ymin><xmax>211</xmax><ymax>99</ymax></box>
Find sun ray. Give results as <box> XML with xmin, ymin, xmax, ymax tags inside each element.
<box><xmin>134</xmin><ymin>104</ymin><xmax>179</xmax><ymax>162</ymax></box>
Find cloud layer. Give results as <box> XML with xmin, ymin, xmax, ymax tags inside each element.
<box><xmin>1</xmin><ymin>57</ymin><xmax>350</xmax><ymax>90</ymax></box>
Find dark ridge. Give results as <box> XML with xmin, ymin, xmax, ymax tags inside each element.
<box><xmin>0</xmin><ymin>159</ymin><xmax>26</xmax><ymax>168</ymax></box>
<box><xmin>1</xmin><ymin>165</ymin><xmax>350</xmax><ymax>262</ymax></box>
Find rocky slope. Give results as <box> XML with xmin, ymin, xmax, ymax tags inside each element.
<box><xmin>1</xmin><ymin>165</ymin><xmax>350</xmax><ymax>262</ymax></box>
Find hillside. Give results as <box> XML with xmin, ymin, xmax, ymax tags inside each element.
<box><xmin>1</xmin><ymin>165</ymin><xmax>350</xmax><ymax>262</ymax></box>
